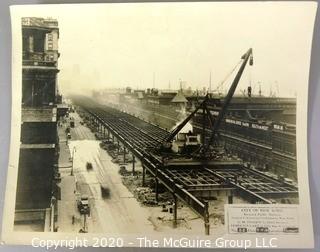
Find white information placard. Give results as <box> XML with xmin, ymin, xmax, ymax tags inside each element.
<box><xmin>226</xmin><ymin>204</ymin><xmax>299</xmax><ymax>234</ymax></box>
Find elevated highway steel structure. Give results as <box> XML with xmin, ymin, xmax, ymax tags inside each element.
<box><xmin>72</xmin><ymin>96</ymin><xmax>298</xmax><ymax>235</ymax></box>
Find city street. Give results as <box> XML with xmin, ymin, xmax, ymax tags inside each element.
<box><xmin>53</xmin><ymin>107</ymin><xmax>252</xmax><ymax>237</ymax></box>
<box><xmin>66</xmin><ymin>112</ymin><xmax>155</xmax><ymax>234</ymax></box>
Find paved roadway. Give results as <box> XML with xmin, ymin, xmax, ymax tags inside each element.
<box><xmin>68</xmin><ymin>112</ymin><xmax>156</xmax><ymax>234</ymax></box>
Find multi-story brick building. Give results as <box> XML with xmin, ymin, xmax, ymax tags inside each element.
<box><xmin>15</xmin><ymin>18</ymin><xmax>60</xmax><ymax>227</ymax></box>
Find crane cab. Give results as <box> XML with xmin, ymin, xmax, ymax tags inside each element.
<box><xmin>171</xmin><ymin>131</ymin><xmax>201</xmax><ymax>154</ymax></box>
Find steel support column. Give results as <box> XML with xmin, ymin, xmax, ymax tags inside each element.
<box><xmin>142</xmin><ymin>165</ymin><xmax>146</xmax><ymax>186</ymax></box>
<box><xmin>204</xmin><ymin>201</ymin><xmax>210</xmax><ymax>235</ymax></box>
<box><xmin>132</xmin><ymin>155</ymin><xmax>135</xmax><ymax>174</ymax></box>
<box><xmin>228</xmin><ymin>190</ymin><xmax>233</xmax><ymax>204</ymax></box>
<box><xmin>155</xmin><ymin>179</ymin><xmax>159</xmax><ymax>202</ymax></box>
<box><xmin>155</xmin><ymin>167</ymin><xmax>159</xmax><ymax>202</ymax></box>
<box><xmin>173</xmin><ymin>193</ymin><xmax>177</xmax><ymax>228</ymax></box>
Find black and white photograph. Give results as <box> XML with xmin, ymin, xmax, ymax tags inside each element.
<box><xmin>1</xmin><ymin>2</ymin><xmax>316</xmax><ymax>249</ymax></box>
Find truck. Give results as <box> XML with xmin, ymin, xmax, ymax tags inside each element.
<box><xmin>77</xmin><ymin>195</ymin><xmax>90</xmax><ymax>215</ymax></box>
<box><xmin>75</xmin><ymin>181</ymin><xmax>90</xmax><ymax>214</ymax></box>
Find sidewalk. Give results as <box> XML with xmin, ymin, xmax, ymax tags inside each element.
<box><xmin>56</xmin><ymin>120</ymin><xmax>83</xmax><ymax>232</ymax></box>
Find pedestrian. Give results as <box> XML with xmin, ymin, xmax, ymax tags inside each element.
<box><xmin>72</xmin><ymin>215</ymin><xmax>75</xmax><ymax>225</ymax></box>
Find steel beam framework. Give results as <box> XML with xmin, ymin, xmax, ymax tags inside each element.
<box><xmin>73</xmin><ymin>97</ymin><xmax>299</xmax><ymax>234</ymax></box>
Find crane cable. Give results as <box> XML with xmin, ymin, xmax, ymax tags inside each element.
<box><xmin>248</xmin><ymin>61</ymin><xmax>253</xmax><ymax>97</ymax></box>
<box><xmin>212</xmin><ymin>59</ymin><xmax>243</xmax><ymax>94</ymax></box>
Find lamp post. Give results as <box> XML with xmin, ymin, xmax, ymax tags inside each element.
<box><xmin>71</xmin><ymin>146</ymin><xmax>76</xmax><ymax>176</ymax></box>
<box><xmin>83</xmin><ymin>213</ymin><xmax>87</xmax><ymax>233</ymax></box>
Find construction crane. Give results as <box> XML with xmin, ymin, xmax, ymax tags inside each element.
<box><xmin>159</xmin><ymin>48</ymin><xmax>253</xmax><ymax>158</ymax></box>
<box><xmin>199</xmin><ymin>48</ymin><xmax>253</xmax><ymax>156</ymax></box>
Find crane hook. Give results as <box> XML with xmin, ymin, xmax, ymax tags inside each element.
<box><xmin>249</xmin><ymin>55</ymin><xmax>253</xmax><ymax>66</ymax></box>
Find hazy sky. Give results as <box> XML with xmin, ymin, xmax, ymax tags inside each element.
<box><xmin>18</xmin><ymin>2</ymin><xmax>317</xmax><ymax>97</ymax></box>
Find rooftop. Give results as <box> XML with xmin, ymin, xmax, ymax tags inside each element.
<box><xmin>22</xmin><ymin>17</ymin><xmax>58</xmax><ymax>29</ymax></box>
<box><xmin>171</xmin><ymin>92</ymin><xmax>188</xmax><ymax>103</ymax></box>
<box><xmin>57</xmin><ymin>104</ymin><xmax>69</xmax><ymax>109</ymax></box>
<box><xmin>137</xmin><ymin>92</ymin><xmax>144</xmax><ymax>99</ymax></box>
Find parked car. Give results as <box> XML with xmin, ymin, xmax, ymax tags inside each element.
<box><xmin>77</xmin><ymin>195</ymin><xmax>90</xmax><ymax>215</ymax></box>
<box><xmin>86</xmin><ymin>162</ymin><xmax>93</xmax><ymax>170</ymax></box>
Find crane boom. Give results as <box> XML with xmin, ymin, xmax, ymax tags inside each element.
<box><xmin>158</xmin><ymin>48</ymin><xmax>253</xmax><ymax>157</ymax></box>
<box><xmin>201</xmin><ymin>48</ymin><xmax>253</xmax><ymax>154</ymax></box>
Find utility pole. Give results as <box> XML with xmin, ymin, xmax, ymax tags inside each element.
<box><xmin>71</xmin><ymin>146</ymin><xmax>76</xmax><ymax>176</ymax></box>
<box><xmin>83</xmin><ymin>214</ymin><xmax>87</xmax><ymax>233</ymax></box>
